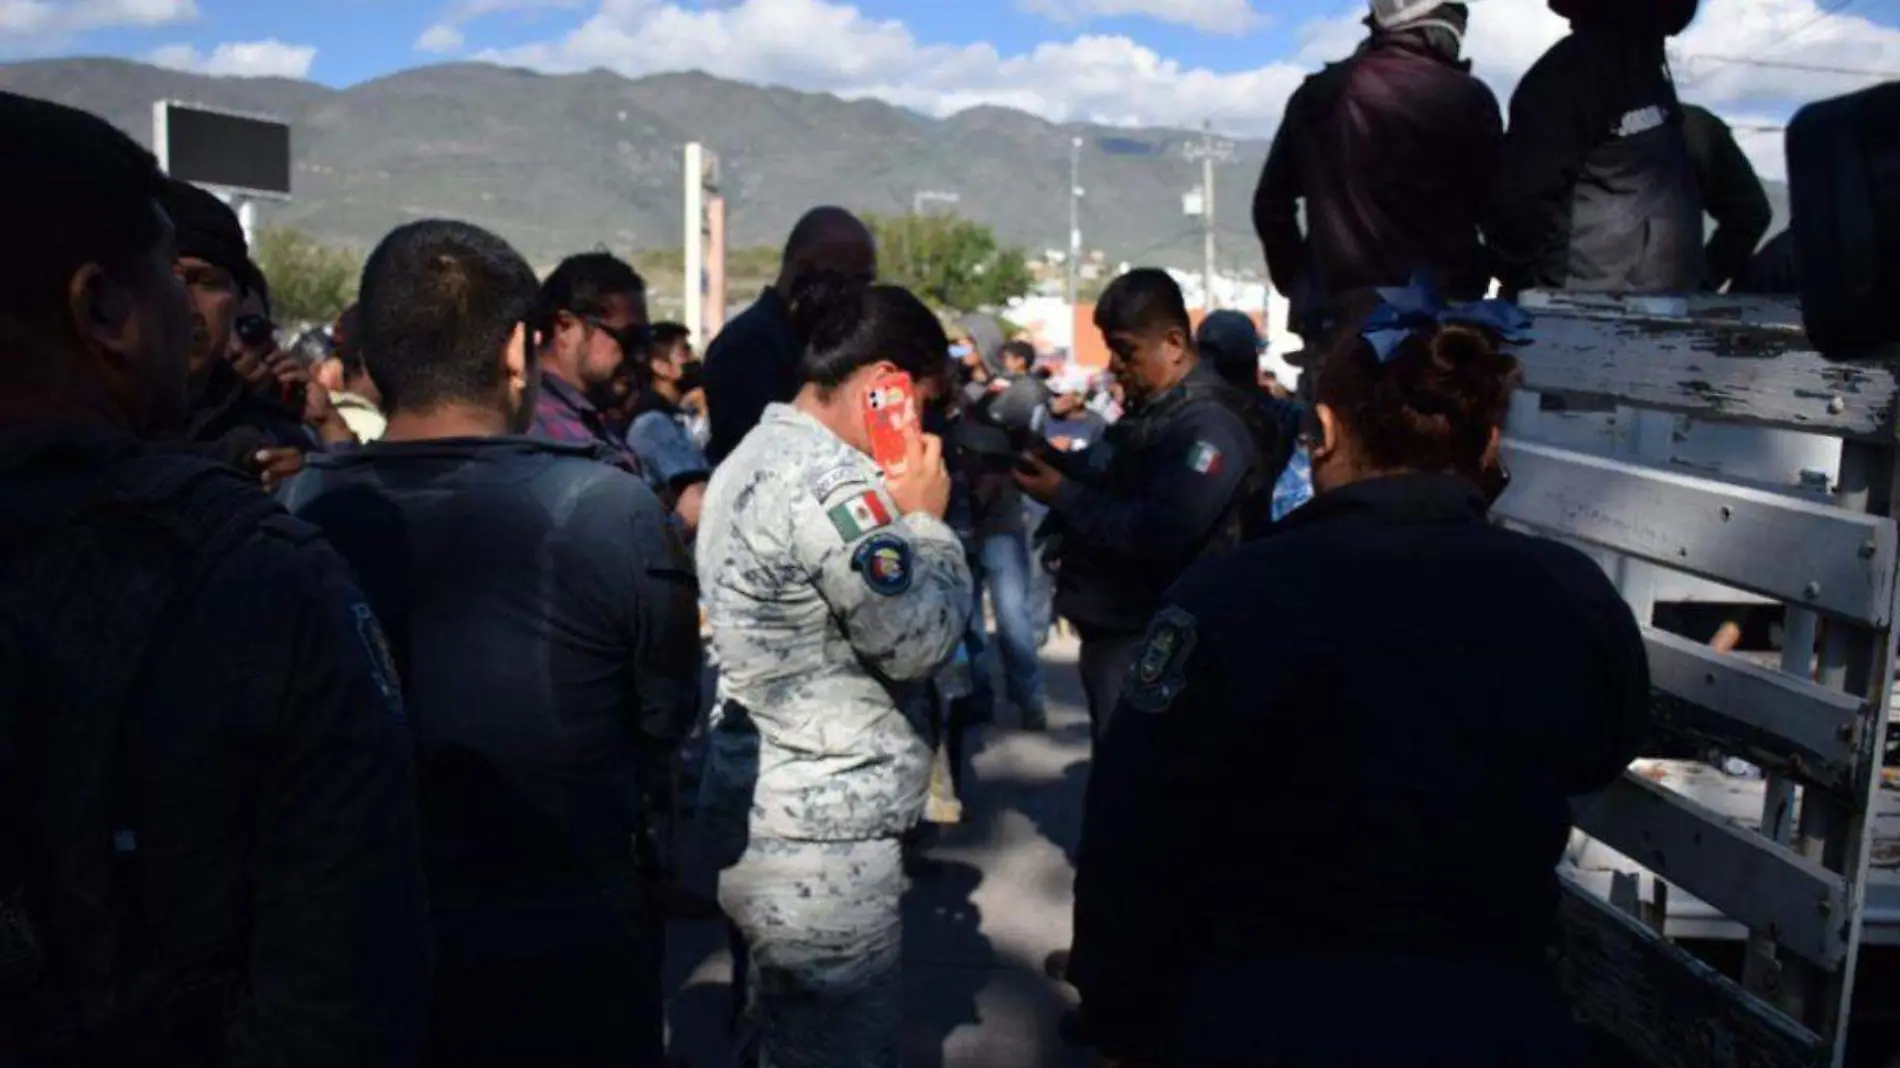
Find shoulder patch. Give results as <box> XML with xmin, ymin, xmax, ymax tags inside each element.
<box><xmin>850</xmin><ymin>533</ymin><xmax>914</xmax><ymax>596</ymax></box>
<box><xmin>1121</xmin><ymin>605</ymin><xmax>1199</xmax><ymax>714</ymax></box>
<box><xmin>826</xmin><ymin>489</ymin><xmax>895</xmax><ymax>542</ymax></box>
<box><xmin>351</xmin><ymin>602</ymin><xmax>406</xmax><ymax>725</ymax></box>
<box><xmin>1185</xmin><ymin>440</ymin><xmax>1224</xmax><ymax>476</ymax></box>
<box><xmin>809</xmin><ymin>463</ymin><xmax>869</xmax><ymax>503</ymax></box>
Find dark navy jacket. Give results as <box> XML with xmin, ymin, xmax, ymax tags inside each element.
<box><xmin>1046</xmin><ymin>363</ymin><xmax>1271</xmax><ymax>635</ymax></box>
<box><xmin>703</xmin><ymin>287</ymin><xmax>801</xmax><ymax>467</ymax></box>
<box><xmin>281</xmin><ymin>438</ymin><xmax>701</xmax><ymax>953</ymax></box>
<box><xmin>1069</xmin><ymin>473</ymin><xmax>1649</xmax><ymax>1066</ymax></box>
<box><xmin>0</xmin><ymin>425</ymin><xmax>431</xmax><ymax>1067</ymax></box>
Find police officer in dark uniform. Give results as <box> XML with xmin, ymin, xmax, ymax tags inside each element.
<box><xmin>1068</xmin><ymin>285</ymin><xmax>1649</xmax><ymax>1068</ymax></box>
<box><xmin>0</xmin><ymin>91</ymin><xmax>430</xmax><ymax>1066</ymax></box>
<box><xmin>1014</xmin><ymin>269</ymin><xmax>1278</xmax><ymax>741</ymax></box>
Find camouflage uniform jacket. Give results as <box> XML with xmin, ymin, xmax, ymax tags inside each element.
<box><xmin>698</xmin><ymin>403</ymin><xmax>972</xmax><ymax>842</ymax></box>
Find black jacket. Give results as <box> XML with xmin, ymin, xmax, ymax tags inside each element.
<box><xmin>1255</xmin><ymin>32</ymin><xmax>1502</xmax><ymax>336</ymax></box>
<box><xmin>1069</xmin><ymin>474</ymin><xmax>1648</xmax><ymax>1066</ymax></box>
<box><xmin>281</xmin><ymin>439</ymin><xmax>700</xmax><ymax>941</ymax></box>
<box><xmin>0</xmin><ymin>425</ymin><xmax>431</xmax><ymax>1067</ymax></box>
<box><xmin>1046</xmin><ymin>364</ymin><xmax>1275</xmax><ymax>634</ymax></box>
<box><xmin>1683</xmin><ymin>104</ymin><xmax>1773</xmax><ymax>291</ymax></box>
<box><xmin>1489</xmin><ymin>20</ymin><xmax>1705</xmax><ymax>294</ymax></box>
<box><xmin>703</xmin><ymin>288</ymin><xmax>801</xmax><ymax>467</ymax></box>
<box><xmin>180</xmin><ymin>361</ymin><xmax>313</xmax><ymax>469</ymax></box>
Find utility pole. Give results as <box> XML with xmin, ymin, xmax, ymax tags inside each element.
<box><xmin>1068</xmin><ymin>137</ymin><xmax>1084</xmax><ymax>312</ymax></box>
<box><xmin>1182</xmin><ymin>121</ymin><xmax>1234</xmax><ymax>311</ymax></box>
<box><xmin>683</xmin><ymin>143</ymin><xmax>724</xmax><ymax>345</ymax></box>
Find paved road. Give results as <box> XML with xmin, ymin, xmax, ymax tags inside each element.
<box><xmin>665</xmin><ymin>636</ymin><xmax>1095</xmax><ymax>1068</ymax></box>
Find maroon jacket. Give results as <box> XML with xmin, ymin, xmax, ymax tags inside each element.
<box><xmin>1253</xmin><ymin>34</ymin><xmax>1502</xmax><ymax>337</ymax></box>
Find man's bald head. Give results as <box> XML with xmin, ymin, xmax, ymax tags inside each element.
<box><xmin>778</xmin><ymin>206</ymin><xmax>876</xmax><ymax>292</ymax></box>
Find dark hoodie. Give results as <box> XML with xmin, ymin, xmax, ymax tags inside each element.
<box><xmin>1489</xmin><ymin>0</ymin><xmax>1706</xmax><ymax>294</ymax></box>
<box><xmin>1254</xmin><ymin>15</ymin><xmax>1503</xmax><ymax>338</ymax></box>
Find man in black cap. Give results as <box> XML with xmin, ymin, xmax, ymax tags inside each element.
<box><xmin>0</xmin><ymin>90</ymin><xmax>430</xmax><ymax>1067</ymax></box>
<box><xmin>157</xmin><ymin>179</ymin><xmax>333</xmax><ymax>484</ymax></box>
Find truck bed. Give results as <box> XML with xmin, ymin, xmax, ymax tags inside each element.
<box><xmin>1566</xmin><ymin>758</ymin><xmax>1900</xmax><ymax>944</ymax></box>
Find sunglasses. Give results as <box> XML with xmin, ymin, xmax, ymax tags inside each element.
<box><xmin>582</xmin><ymin>316</ymin><xmax>654</xmax><ymax>356</ymax></box>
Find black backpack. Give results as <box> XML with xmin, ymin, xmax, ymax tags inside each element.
<box><xmin>0</xmin><ymin>447</ymin><xmax>279</xmax><ymax>1061</ymax></box>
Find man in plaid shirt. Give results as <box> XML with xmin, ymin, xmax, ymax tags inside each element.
<box><xmin>531</xmin><ymin>252</ymin><xmax>648</xmax><ymax>475</ymax></box>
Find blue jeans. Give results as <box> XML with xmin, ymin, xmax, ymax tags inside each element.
<box><xmin>967</xmin><ymin>530</ymin><xmax>1046</xmax><ymax>721</ymax></box>
<box><xmin>1021</xmin><ymin>500</ymin><xmax>1055</xmax><ymax>646</ymax></box>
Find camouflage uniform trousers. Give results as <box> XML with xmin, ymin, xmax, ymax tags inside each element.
<box><xmin>719</xmin><ymin>836</ymin><xmax>907</xmax><ymax>1068</ymax></box>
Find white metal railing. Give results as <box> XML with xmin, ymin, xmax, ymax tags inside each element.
<box><xmin>1500</xmin><ymin>290</ymin><xmax>1900</xmax><ymax>1068</ymax></box>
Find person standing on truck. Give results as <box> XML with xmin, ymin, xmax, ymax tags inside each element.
<box><xmin>1488</xmin><ymin>0</ymin><xmax>1705</xmax><ymax>296</ymax></box>
<box><xmin>696</xmin><ymin>273</ymin><xmax>971</xmax><ymax>1068</ymax></box>
<box><xmin>1068</xmin><ymin>283</ymin><xmax>1650</xmax><ymax>1068</ymax></box>
<box><xmin>1253</xmin><ymin>0</ymin><xmax>1502</xmax><ymax>351</ymax></box>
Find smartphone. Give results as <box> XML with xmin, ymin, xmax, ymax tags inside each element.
<box><xmin>864</xmin><ymin>371</ymin><xmax>917</xmax><ymax>472</ymax></box>
<box><xmin>235</xmin><ymin>313</ymin><xmax>276</xmax><ymax>351</ymax></box>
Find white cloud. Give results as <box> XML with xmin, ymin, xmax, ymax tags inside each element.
<box><xmin>412</xmin><ymin>0</ymin><xmax>588</xmax><ymax>53</ymax></box>
<box><xmin>0</xmin><ymin>0</ymin><xmax>196</xmax><ymax>37</ymax></box>
<box><xmin>148</xmin><ymin>38</ymin><xmax>318</xmax><ymax>78</ymax></box>
<box><xmin>478</xmin><ymin>0</ymin><xmax>1309</xmax><ymax>134</ymax></box>
<box><xmin>416</xmin><ymin>22</ymin><xmax>467</xmax><ymax>53</ymax></box>
<box><xmin>1019</xmin><ymin>0</ymin><xmax>1264</xmax><ymax>35</ymax></box>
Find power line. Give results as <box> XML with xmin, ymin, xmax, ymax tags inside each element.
<box><xmin>1762</xmin><ymin>0</ymin><xmax>1875</xmax><ymax>55</ymax></box>
<box><xmin>1684</xmin><ymin>53</ymin><xmax>1900</xmax><ymax>78</ymax></box>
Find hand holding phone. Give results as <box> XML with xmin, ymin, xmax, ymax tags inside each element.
<box><xmin>864</xmin><ymin>371</ymin><xmax>918</xmax><ymax>473</ymax></box>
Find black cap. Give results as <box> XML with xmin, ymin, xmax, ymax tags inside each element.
<box><xmin>157</xmin><ymin>177</ymin><xmax>249</xmax><ymax>283</ymax></box>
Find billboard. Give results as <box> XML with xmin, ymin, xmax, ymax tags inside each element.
<box><xmin>153</xmin><ymin>100</ymin><xmax>292</xmax><ymax>199</ymax></box>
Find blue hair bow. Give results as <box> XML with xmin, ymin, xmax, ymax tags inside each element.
<box><xmin>1360</xmin><ymin>274</ymin><xmax>1534</xmax><ymax>364</ymax></box>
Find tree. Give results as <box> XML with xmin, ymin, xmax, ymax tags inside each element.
<box><xmin>253</xmin><ymin>228</ymin><xmax>362</xmax><ymax>325</ymax></box>
<box><xmin>864</xmin><ymin>213</ymin><xmax>1034</xmax><ymax>314</ymax></box>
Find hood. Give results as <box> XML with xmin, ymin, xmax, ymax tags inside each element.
<box><xmin>1550</xmin><ymin>0</ymin><xmax>1698</xmax><ymax>36</ymax></box>
<box><xmin>955</xmin><ymin>312</ymin><xmax>1008</xmax><ymax>373</ymax></box>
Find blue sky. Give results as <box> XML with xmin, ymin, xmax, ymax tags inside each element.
<box><xmin>6</xmin><ymin>0</ymin><xmax>1900</xmax><ymax>176</ymax></box>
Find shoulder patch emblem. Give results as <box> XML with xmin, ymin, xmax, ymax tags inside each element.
<box><xmin>1122</xmin><ymin>605</ymin><xmax>1199</xmax><ymax>714</ymax></box>
<box><xmin>850</xmin><ymin>533</ymin><xmax>914</xmax><ymax>596</ymax></box>
<box><xmin>827</xmin><ymin>490</ymin><xmax>894</xmax><ymax>542</ymax></box>
<box><xmin>809</xmin><ymin>463</ymin><xmax>868</xmax><ymax>503</ymax></box>
<box><xmin>351</xmin><ymin>603</ymin><xmax>406</xmax><ymax>724</ymax></box>
<box><xmin>1185</xmin><ymin>440</ymin><xmax>1224</xmax><ymax>476</ymax></box>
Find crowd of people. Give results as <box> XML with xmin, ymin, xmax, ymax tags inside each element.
<box><xmin>1</xmin><ymin>0</ymin><xmax>1780</xmax><ymax>1064</ymax></box>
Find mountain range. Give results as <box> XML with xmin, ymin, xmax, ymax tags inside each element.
<box><xmin>0</xmin><ymin>57</ymin><xmax>1789</xmax><ymax>274</ymax></box>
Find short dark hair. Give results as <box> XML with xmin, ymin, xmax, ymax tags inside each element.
<box><xmin>358</xmin><ymin>220</ymin><xmax>539</xmax><ymax>414</ymax></box>
<box><xmin>788</xmin><ymin>272</ymin><xmax>949</xmax><ymax>391</ymax></box>
<box><xmin>0</xmin><ymin>92</ymin><xmax>168</xmax><ymax>345</ymax></box>
<box><xmin>1315</xmin><ymin>323</ymin><xmax>1522</xmax><ymax>479</ymax></box>
<box><xmin>535</xmin><ymin>252</ymin><xmax>645</xmax><ymax>335</ymax></box>
<box><xmin>1094</xmin><ymin>268</ymin><xmax>1191</xmax><ymax>340</ymax></box>
<box><xmin>648</xmin><ymin>322</ymin><xmax>691</xmax><ymax>355</ymax></box>
<box><xmin>998</xmin><ymin>340</ymin><xmax>1037</xmax><ymax>369</ymax></box>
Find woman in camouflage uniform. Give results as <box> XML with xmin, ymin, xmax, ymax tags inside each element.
<box><xmin>696</xmin><ymin>274</ymin><xmax>973</xmax><ymax>1067</ymax></box>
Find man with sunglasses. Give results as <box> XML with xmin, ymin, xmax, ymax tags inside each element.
<box><xmin>531</xmin><ymin>251</ymin><xmax>650</xmax><ymax>473</ymax></box>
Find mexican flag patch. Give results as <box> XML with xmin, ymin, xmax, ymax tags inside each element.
<box><xmin>1185</xmin><ymin>441</ymin><xmax>1224</xmax><ymax>476</ymax></box>
<box><xmin>827</xmin><ymin>490</ymin><xmax>894</xmax><ymax>541</ymax></box>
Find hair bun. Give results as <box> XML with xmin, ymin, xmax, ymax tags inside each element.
<box><xmin>788</xmin><ymin>270</ymin><xmax>871</xmax><ymax>354</ymax></box>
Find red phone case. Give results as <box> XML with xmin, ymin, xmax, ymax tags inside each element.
<box><xmin>864</xmin><ymin>372</ymin><xmax>916</xmax><ymax>472</ymax></box>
